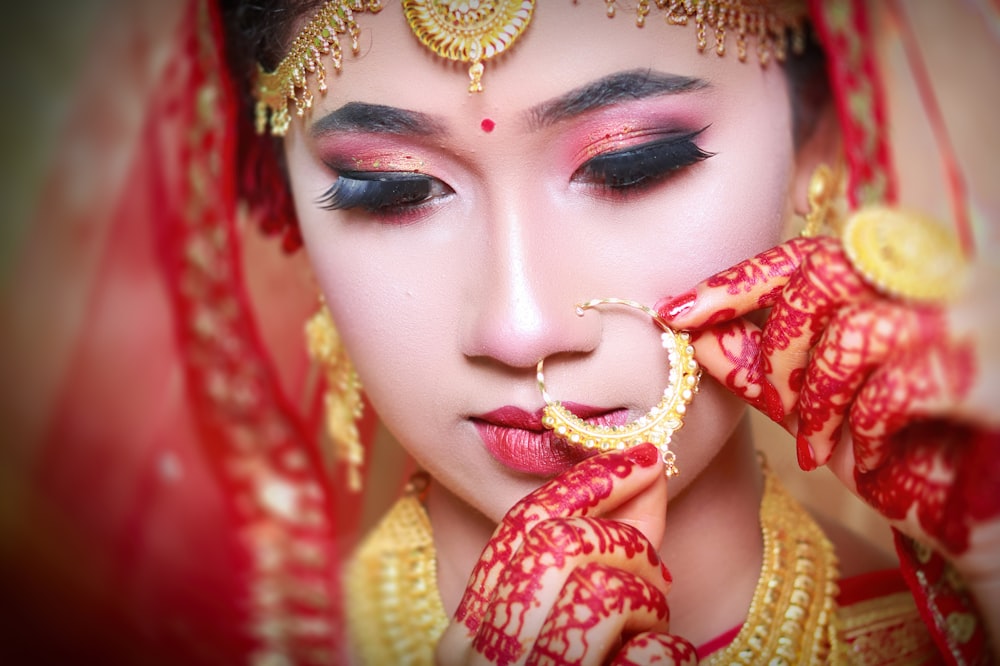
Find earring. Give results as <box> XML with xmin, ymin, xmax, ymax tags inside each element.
<box><xmin>536</xmin><ymin>298</ymin><xmax>700</xmax><ymax>477</ymax></box>
<box><xmin>800</xmin><ymin>162</ymin><xmax>845</xmax><ymax>238</ymax></box>
<box><xmin>305</xmin><ymin>299</ymin><xmax>365</xmax><ymax>492</ymax></box>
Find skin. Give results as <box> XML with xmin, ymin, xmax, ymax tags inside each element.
<box><xmin>278</xmin><ymin>3</ymin><xmax>999</xmax><ymax>662</ymax></box>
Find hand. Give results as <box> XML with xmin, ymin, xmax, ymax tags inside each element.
<box><xmin>656</xmin><ymin>236</ymin><xmax>1000</xmax><ymax>570</ymax></box>
<box><xmin>435</xmin><ymin>443</ymin><xmax>697</xmax><ymax>665</ymax></box>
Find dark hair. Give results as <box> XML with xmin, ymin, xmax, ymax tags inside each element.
<box><xmin>786</xmin><ymin>34</ymin><xmax>830</xmax><ymax>149</ymax></box>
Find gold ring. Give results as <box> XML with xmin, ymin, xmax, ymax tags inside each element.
<box><xmin>536</xmin><ymin>298</ymin><xmax>700</xmax><ymax>477</ymax></box>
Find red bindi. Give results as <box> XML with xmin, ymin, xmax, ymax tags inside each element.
<box><xmin>480</xmin><ymin>118</ymin><xmax>496</xmax><ymax>133</ymax></box>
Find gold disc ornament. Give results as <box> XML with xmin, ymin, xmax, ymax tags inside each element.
<box><xmin>537</xmin><ymin>299</ymin><xmax>700</xmax><ymax>477</ymax></box>
<box><xmin>841</xmin><ymin>206</ymin><xmax>970</xmax><ymax>302</ymax></box>
<box><xmin>402</xmin><ymin>0</ymin><xmax>534</xmax><ymax>92</ymax></box>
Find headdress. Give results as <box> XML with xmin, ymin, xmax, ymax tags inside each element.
<box><xmin>254</xmin><ymin>0</ymin><xmax>809</xmax><ymax>136</ymax></box>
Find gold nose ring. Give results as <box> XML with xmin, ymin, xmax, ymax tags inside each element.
<box><xmin>536</xmin><ymin>298</ymin><xmax>700</xmax><ymax>477</ymax></box>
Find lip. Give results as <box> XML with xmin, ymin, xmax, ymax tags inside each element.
<box><xmin>472</xmin><ymin>403</ymin><xmax>630</xmax><ymax>476</ymax></box>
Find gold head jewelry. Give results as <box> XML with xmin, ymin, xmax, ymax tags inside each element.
<box><xmin>536</xmin><ymin>298</ymin><xmax>700</xmax><ymax>477</ymax></box>
<box><xmin>403</xmin><ymin>0</ymin><xmax>534</xmax><ymax>93</ymax></box>
<box><xmin>255</xmin><ymin>0</ymin><xmax>385</xmax><ymax>136</ymax></box>
<box><xmin>841</xmin><ymin>206</ymin><xmax>970</xmax><ymax>302</ymax></box>
<box><xmin>254</xmin><ymin>0</ymin><xmax>808</xmax><ymax>135</ymax></box>
<box><xmin>305</xmin><ymin>301</ymin><xmax>366</xmax><ymax>491</ymax></box>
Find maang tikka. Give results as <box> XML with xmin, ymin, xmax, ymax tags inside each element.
<box><xmin>536</xmin><ymin>298</ymin><xmax>700</xmax><ymax>477</ymax></box>
<box><xmin>306</xmin><ymin>299</ymin><xmax>365</xmax><ymax>492</ymax></box>
<box><xmin>254</xmin><ymin>0</ymin><xmax>808</xmax><ymax>135</ymax></box>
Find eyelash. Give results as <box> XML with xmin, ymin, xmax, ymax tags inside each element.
<box><xmin>317</xmin><ymin>127</ymin><xmax>711</xmax><ymax>218</ymax></box>
<box><xmin>572</xmin><ymin>127</ymin><xmax>713</xmax><ymax>195</ymax></box>
<box><xmin>316</xmin><ymin>171</ymin><xmax>453</xmax><ymax>218</ymax></box>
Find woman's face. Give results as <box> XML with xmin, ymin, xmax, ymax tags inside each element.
<box><xmin>283</xmin><ymin>4</ymin><xmax>798</xmax><ymax>522</ymax></box>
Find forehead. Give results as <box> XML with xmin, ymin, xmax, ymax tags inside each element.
<box><xmin>294</xmin><ymin>3</ymin><xmax>786</xmax><ymax>126</ymax></box>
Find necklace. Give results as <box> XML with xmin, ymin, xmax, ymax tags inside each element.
<box><xmin>345</xmin><ymin>462</ymin><xmax>840</xmax><ymax>665</ymax></box>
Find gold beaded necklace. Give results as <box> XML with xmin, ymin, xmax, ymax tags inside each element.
<box><xmin>345</xmin><ymin>462</ymin><xmax>840</xmax><ymax>665</ymax></box>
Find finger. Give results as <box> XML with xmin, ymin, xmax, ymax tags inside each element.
<box><xmin>756</xmin><ymin>240</ymin><xmax>877</xmax><ymax>421</ymax></box>
<box><xmin>471</xmin><ymin>518</ymin><xmax>671</xmax><ymax>665</ymax></box>
<box><xmin>529</xmin><ymin>564</ymin><xmax>671</xmax><ymax>666</ymax></box>
<box><xmin>849</xmin><ymin>308</ymin><xmax>974</xmax><ymax>472</ymax></box>
<box><xmin>684</xmin><ymin>321</ymin><xmax>790</xmax><ymax>428</ymax></box>
<box><xmin>611</xmin><ymin>631</ymin><xmax>698</xmax><ymax>666</ymax></box>
<box><xmin>795</xmin><ymin>300</ymin><xmax>915</xmax><ymax>469</ymax></box>
<box><xmin>439</xmin><ymin>444</ymin><xmax>663</xmax><ymax>648</ymax></box>
<box><xmin>655</xmin><ymin>236</ymin><xmax>829</xmax><ymax>329</ymax></box>
<box><xmin>850</xmin><ymin>424</ymin><xmax>1000</xmax><ymax>556</ymax></box>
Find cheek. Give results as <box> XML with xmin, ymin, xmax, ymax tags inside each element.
<box><xmin>667</xmin><ymin>122</ymin><xmax>792</xmax><ymax>288</ymax></box>
<box><xmin>300</xmin><ymin>223</ymin><xmax>463</xmax><ymax>444</ymax></box>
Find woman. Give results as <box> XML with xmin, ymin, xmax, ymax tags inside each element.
<box><xmin>3</xmin><ymin>0</ymin><xmax>996</xmax><ymax>664</ymax></box>
<box><xmin>222</xmin><ymin>0</ymin><xmax>1000</xmax><ymax>663</ymax></box>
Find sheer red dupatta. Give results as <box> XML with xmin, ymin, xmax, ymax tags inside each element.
<box><xmin>812</xmin><ymin>1</ymin><xmax>993</xmax><ymax>662</ymax></box>
<box><xmin>1</xmin><ymin>1</ymin><xmax>361</xmax><ymax>664</ymax></box>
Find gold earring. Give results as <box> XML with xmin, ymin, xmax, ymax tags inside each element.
<box><xmin>799</xmin><ymin>162</ymin><xmax>845</xmax><ymax>238</ymax></box>
<box><xmin>536</xmin><ymin>298</ymin><xmax>700</xmax><ymax>477</ymax></box>
<box><xmin>306</xmin><ymin>300</ymin><xmax>365</xmax><ymax>492</ymax></box>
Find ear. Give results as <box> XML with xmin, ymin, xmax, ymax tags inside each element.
<box><xmin>789</xmin><ymin>98</ymin><xmax>842</xmax><ymax>216</ymax></box>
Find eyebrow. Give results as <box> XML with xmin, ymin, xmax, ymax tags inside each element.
<box><xmin>309</xmin><ymin>101</ymin><xmax>448</xmax><ymax>138</ymax></box>
<box><xmin>527</xmin><ymin>69</ymin><xmax>709</xmax><ymax>129</ymax></box>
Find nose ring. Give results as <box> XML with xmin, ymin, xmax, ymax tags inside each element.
<box><xmin>536</xmin><ymin>298</ymin><xmax>700</xmax><ymax>477</ymax></box>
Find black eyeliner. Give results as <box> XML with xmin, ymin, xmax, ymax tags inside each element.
<box><xmin>316</xmin><ymin>172</ymin><xmax>437</xmax><ymax>211</ymax></box>
<box><xmin>576</xmin><ymin>126</ymin><xmax>713</xmax><ymax>190</ymax></box>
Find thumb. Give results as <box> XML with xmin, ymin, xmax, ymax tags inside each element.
<box><xmin>605</xmin><ymin>458</ymin><xmax>669</xmax><ymax>548</ymax></box>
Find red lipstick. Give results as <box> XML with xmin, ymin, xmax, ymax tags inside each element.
<box><xmin>472</xmin><ymin>404</ymin><xmax>629</xmax><ymax>476</ymax></box>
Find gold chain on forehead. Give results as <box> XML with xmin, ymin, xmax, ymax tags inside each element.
<box><xmin>254</xmin><ymin>0</ymin><xmax>807</xmax><ymax>136</ymax></box>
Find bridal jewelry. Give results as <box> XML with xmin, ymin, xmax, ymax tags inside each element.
<box><xmin>254</xmin><ymin>0</ymin><xmax>808</xmax><ymax>135</ymax></box>
<box><xmin>536</xmin><ymin>298</ymin><xmax>699</xmax><ymax>477</ymax></box>
<box><xmin>841</xmin><ymin>206</ymin><xmax>970</xmax><ymax>302</ymax></box>
<box><xmin>305</xmin><ymin>300</ymin><xmax>365</xmax><ymax>491</ymax></box>
<box><xmin>345</xmin><ymin>461</ymin><xmax>840</xmax><ymax>664</ymax></box>
<box><xmin>402</xmin><ymin>0</ymin><xmax>534</xmax><ymax>93</ymax></box>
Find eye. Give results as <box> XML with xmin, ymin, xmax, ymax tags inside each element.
<box><xmin>317</xmin><ymin>171</ymin><xmax>454</xmax><ymax>216</ymax></box>
<box><xmin>572</xmin><ymin>127</ymin><xmax>713</xmax><ymax>195</ymax></box>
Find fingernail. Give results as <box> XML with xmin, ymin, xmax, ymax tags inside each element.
<box><xmin>760</xmin><ymin>382</ymin><xmax>786</xmax><ymax>423</ymax></box>
<box><xmin>626</xmin><ymin>442</ymin><xmax>659</xmax><ymax>468</ymax></box>
<box><xmin>656</xmin><ymin>290</ymin><xmax>697</xmax><ymax>322</ymax></box>
<box><xmin>796</xmin><ymin>433</ymin><xmax>816</xmax><ymax>471</ymax></box>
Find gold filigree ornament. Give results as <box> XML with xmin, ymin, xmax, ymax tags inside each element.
<box><xmin>536</xmin><ymin>298</ymin><xmax>700</xmax><ymax>477</ymax></box>
<box><xmin>305</xmin><ymin>300</ymin><xmax>366</xmax><ymax>492</ymax></box>
<box><xmin>345</xmin><ymin>459</ymin><xmax>841</xmax><ymax>664</ymax></box>
<box><xmin>402</xmin><ymin>0</ymin><xmax>534</xmax><ymax>93</ymax></box>
<box><xmin>841</xmin><ymin>206</ymin><xmax>971</xmax><ymax>302</ymax></box>
<box><xmin>255</xmin><ymin>1</ymin><xmax>384</xmax><ymax>136</ymax></box>
<box><xmin>253</xmin><ymin>1</ymin><xmax>808</xmax><ymax>134</ymax></box>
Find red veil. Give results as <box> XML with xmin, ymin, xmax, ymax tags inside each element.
<box><xmin>0</xmin><ymin>0</ymin><xmax>993</xmax><ymax>664</ymax></box>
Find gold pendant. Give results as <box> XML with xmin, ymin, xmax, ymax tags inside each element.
<box><xmin>842</xmin><ymin>206</ymin><xmax>969</xmax><ymax>302</ymax></box>
<box><xmin>402</xmin><ymin>0</ymin><xmax>535</xmax><ymax>92</ymax></box>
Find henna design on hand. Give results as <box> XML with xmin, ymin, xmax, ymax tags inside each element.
<box><xmin>659</xmin><ymin>237</ymin><xmax>1000</xmax><ymax>556</ymax></box>
<box><xmin>848</xmin><ymin>313</ymin><xmax>999</xmax><ymax>553</ymax></box>
<box><xmin>704</xmin><ymin>238</ymin><xmax>820</xmax><ymax>302</ymax></box>
<box><xmin>473</xmin><ymin>518</ymin><xmax>668</xmax><ymax>664</ymax></box>
<box><xmin>612</xmin><ymin>631</ymin><xmax>699</xmax><ymax>666</ymax></box>
<box><xmin>528</xmin><ymin>562</ymin><xmax>669</xmax><ymax>665</ymax></box>
<box><xmin>438</xmin><ymin>445</ymin><xmax>694</xmax><ymax>665</ymax></box>
<box><xmin>454</xmin><ymin>449</ymin><xmax>651</xmax><ymax>633</ymax></box>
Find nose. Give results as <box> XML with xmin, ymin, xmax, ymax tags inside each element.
<box><xmin>460</xmin><ymin>200</ymin><xmax>600</xmax><ymax>369</ymax></box>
